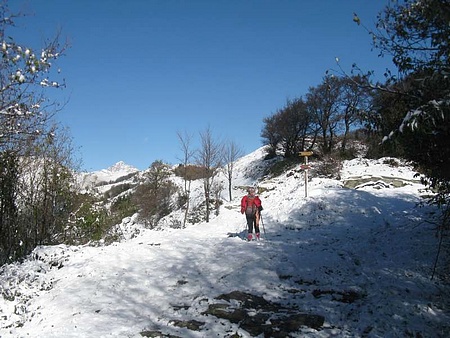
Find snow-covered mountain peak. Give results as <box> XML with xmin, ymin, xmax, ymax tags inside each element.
<box><xmin>104</xmin><ymin>161</ymin><xmax>138</xmax><ymax>174</ymax></box>
<box><xmin>77</xmin><ymin>161</ymin><xmax>139</xmax><ymax>193</ymax></box>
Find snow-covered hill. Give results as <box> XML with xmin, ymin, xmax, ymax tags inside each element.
<box><xmin>77</xmin><ymin>161</ymin><xmax>140</xmax><ymax>195</ymax></box>
<box><xmin>1</xmin><ymin>149</ymin><xmax>449</xmax><ymax>337</ymax></box>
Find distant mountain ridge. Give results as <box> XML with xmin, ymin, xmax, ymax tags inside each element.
<box><xmin>77</xmin><ymin>161</ymin><xmax>140</xmax><ymax>194</ymax></box>
<box><xmin>103</xmin><ymin>161</ymin><xmax>139</xmax><ymax>174</ymax></box>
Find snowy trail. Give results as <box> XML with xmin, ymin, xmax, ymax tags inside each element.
<box><xmin>1</xmin><ymin>155</ymin><xmax>449</xmax><ymax>337</ymax></box>
<box><xmin>13</xmin><ymin>212</ymin><xmax>279</xmax><ymax>337</ymax></box>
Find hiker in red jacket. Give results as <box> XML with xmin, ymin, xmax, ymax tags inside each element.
<box><xmin>241</xmin><ymin>187</ymin><xmax>262</xmax><ymax>241</ymax></box>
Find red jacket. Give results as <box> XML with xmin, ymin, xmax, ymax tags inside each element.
<box><xmin>241</xmin><ymin>194</ymin><xmax>262</xmax><ymax>214</ymax></box>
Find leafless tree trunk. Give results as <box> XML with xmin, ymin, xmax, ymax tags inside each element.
<box><xmin>177</xmin><ymin>130</ymin><xmax>195</xmax><ymax>227</ymax></box>
<box><xmin>196</xmin><ymin>126</ymin><xmax>224</xmax><ymax>223</ymax></box>
<box><xmin>306</xmin><ymin>76</ymin><xmax>341</xmax><ymax>154</ymax></box>
<box><xmin>339</xmin><ymin>76</ymin><xmax>371</xmax><ymax>152</ymax></box>
<box><xmin>224</xmin><ymin>141</ymin><xmax>243</xmax><ymax>201</ymax></box>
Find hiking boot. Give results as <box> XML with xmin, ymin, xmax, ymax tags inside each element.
<box><xmin>247</xmin><ymin>233</ymin><xmax>253</xmax><ymax>241</ymax></box>
<box><xmin>256</xmin><ymin>233</ymin><xmax>260</xmax><ymax>240</ymax></box>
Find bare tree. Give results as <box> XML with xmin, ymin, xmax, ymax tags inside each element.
<box><xmin>261</xmin><ymin>97</ymin><xmax>317</xmax><ymax>159</ymax></box>
<box><xmin>224</xmin><ymin>140</ymin><xmax>243</xmax><ymax>201</ymax></box>
<box><xmin>176</xmin><ymin>130</ymin><xmax>195</xmax><ymax>192</ymax></box>
<box><xmin>279</xmin><ymin>98</ymin><xmax>316</xmax><ymax>157</ymax></box>
<box><xmin>196</xmin><ymin>126</ymin><xmax>224</xmax><ymax>223</ymax></box>
<box><xmin>176</xmin><ymin>130</ymin><xmax>196</xmax><ymax>227</ymax></box>
<box><xmin>338</xmin><ymin>75</ymin><xmax>372</xmax><ymax>152</ymax></box>
<box><xmin>306</xmin><ymin>76</ymin><xmax>341</xmax><ymax>154</ymax></box>
<box><xmin>261</xmin><ymin>114</ymin><xmax>281</xmax><ymax>158</ymax></box>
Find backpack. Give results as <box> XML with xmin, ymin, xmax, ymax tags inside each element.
<box><xmin>245</xmin><ymin>195</ymin><xmax>257</xmax><ymax>215</ymax></box>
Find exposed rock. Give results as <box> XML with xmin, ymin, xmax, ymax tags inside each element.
<box><xmin>169</xmin><ymin>319</ymin><xmax>205</xmax><ymax>331</ymax></box>
<box><xmin>203</xmin><ymin>291</ymin><xmax>325</xmax><ymax>337</ymax></box>
<box><xmin>312</xmin><ymin>289</ymin><xmax>366</xmax><ymax>303</ymax></box>
<box><xmin>140</xmin><ymin>331</ymin><xmax>181</xmax><ymax>338</ymax></box>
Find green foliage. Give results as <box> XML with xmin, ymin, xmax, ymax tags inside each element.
<box><xmin>114</xmin><ymin>172</ymin><xmax>138</xmax><ymax>183</ymax></box>
<box><xmin>95</xmin><ymin>172</ymin><xmax>137</xmax><ymax>188</ymax></box>
<box><xmin>64</xmin><ymin>191</ymin><xmax>139</xmax><ymax>245</ymax></box>
<box><xmin>110</xmin><ymin>195</ymin><xmax>138</xmax><ymax>223</ymax></box>
<box><xmin>374</xmin><ymin>0</ymin><xmax>449</xmax><ymax>73</ymax></box>
<box><xmin>103</xmin><ymin>183</ymin><xmax>134</xmax><ymax>200</ymax></box>
<box><xmin>369</xmin><ymin>0</ymin><xmax>450</xmax><ymax>216</ymax></box>
<box><xmin>367</xmin><ymin>0</ymin><xmax>450</xmax><ymax>278</ymax></box>
<box><xmin>0</xmin><ymin>151</ymin><xmax>20</xmax><ymax>263</ymax></box>
<box><xmin>0</xmin><ymin>2</ymin><xmax>77</xmax><ymax>264</ymax></box>
<box><xmin>63</xmin><ymin>161</ymin><xmax>177</xmax><ymax>242</ymax></box>
<box><xmin>187</xmin><ymin>198</ymin><xmax>219</xmax><ymax>224</ymax></box>
<box><xmin>64</xmin><ymin>194</ymin><xmax>107</xmax><ymax>244</ymax></box>
<box><xmin>133</xmin><ymin>161</ymin><xmax>178</xmax><ymax>227</ymax></box>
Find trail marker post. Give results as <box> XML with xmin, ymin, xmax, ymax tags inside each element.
<box><xmin>299</xmin><ymin>151</ymin><xmax>313</xmax><ymax>197</ymax></box>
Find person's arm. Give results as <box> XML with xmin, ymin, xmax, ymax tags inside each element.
<box><xmin>240</xmin><ymin>196</ymin><xmax>247</xmax><ymax>214</ymax></box>
<box><xmin>255</xmin><ymin>197</ymin><xmax>263</xmax><ymax>212</ymax></box>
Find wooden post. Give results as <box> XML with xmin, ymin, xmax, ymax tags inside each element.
<box><xmin>305</xmin><ymin>155</ymin><xmax>309</xmax><ymax>197</ymax></box>
<box><xmin>299</xmin><ymin>151</ymin><xmax>313</xmax><ymax>198</ymax></box>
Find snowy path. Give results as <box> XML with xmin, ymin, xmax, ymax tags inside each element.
<box><xmin>1</xmin><ymin>156</ymin><xmax>449</xmax><ymax>337</ymax></box>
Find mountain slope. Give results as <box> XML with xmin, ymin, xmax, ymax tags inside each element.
<box><xmin>77</xmin><ymin>161</ymin><xmax>140</xmax><ymax>195</ymax></box>
<box><xmin>0</xmin><ymin>150</ymin><xmax>448</xmax><ymax>337</ymax></box>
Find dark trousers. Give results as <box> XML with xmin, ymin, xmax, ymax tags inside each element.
<box><xmin>246</xmin><ymin>213</ymin><xmax>260</xmax><ymax>234</ymax></box>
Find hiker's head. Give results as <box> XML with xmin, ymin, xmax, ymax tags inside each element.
<box><xmin>247</xmin><ymin>187</ymin><xmax>255</xmax><ymax>195</ymax></box>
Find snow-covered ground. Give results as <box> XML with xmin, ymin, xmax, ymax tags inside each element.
<box><xmin>1</xmin><ymin>149</ymin><xmax>449</xmax><ymax>337</ymax></box>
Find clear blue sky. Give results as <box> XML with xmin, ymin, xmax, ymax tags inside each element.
<box><xmin>9</xmin><ymin>0</ymin><xmax>393</xmax><ymax>171</ymax></box>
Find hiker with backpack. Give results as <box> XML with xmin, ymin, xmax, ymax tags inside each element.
<box><xmin>241</xmin><ymin>187</ymin><xmax>262</xmax><ymax>241</ymax></box>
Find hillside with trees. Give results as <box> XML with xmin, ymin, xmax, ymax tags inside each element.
<box><xmin>260</xmin><ymin>0</ymin><xmax>449</xmax><ymax>257</ymax></box>
<box><xmin>0</xmin><ymin>0</ymin><xmax>448</xmax><ymax>274</ymax></box>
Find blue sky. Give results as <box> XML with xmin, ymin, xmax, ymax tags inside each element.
<box><xmin>9</xmin><ymin>0</ymin><xmax>393</xmax><ymax>171</ymax></box>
